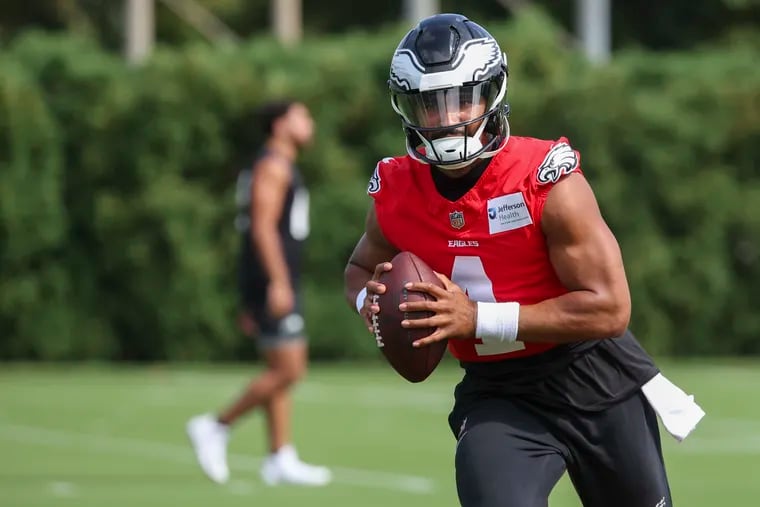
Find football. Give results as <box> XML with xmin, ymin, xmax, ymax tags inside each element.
<box><xmin>373</xmin><ymin>251</ymin><xmax>448</xmax><ymax>383</ymax></box>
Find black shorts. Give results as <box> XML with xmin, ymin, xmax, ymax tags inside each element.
<box><xmin>239</xmin><ymin>272</ymin><xmax>306</xmax><ymax>348</ymax></box>
<box><xmin>248</xmin><ymin>297</ymin><xmax>306</xmax><ymax>349</ymax></box>
<box><xmin>448</xmin><ymin>332</ymin><xmax>671</xmax><ymax>507</ymax></box>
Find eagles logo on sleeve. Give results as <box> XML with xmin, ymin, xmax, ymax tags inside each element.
<box><xmin>368</xmin><ymin>158</ymin><xmax>395</xmax><ymax>195</ymax></box>
<box><xmin>536</xmin><ymin>142</ymin><xmax>579</xmax><ymax>185</ymax></box>
<box><xmin>367</xmin><ymin>165</ymin><xmax>381</xmax><ymax>194</ymax></box>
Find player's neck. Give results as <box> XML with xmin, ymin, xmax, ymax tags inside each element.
<box><xmin>431</xmin><ymin>158</ymin><xmax>490</xmax><ymax>202</ymax></box>
<box><xmin>433</xmin><ymin>158</ymin><xmax>489</xmax><ymax>178</ymax></box>
<box><xmin>436</xmin><ymin>166</ymin><xmax>473</xmax><ymax>179</ymax></box>
<box><xmin>265</xmin><ymin>138</ymin><xmax>297</xmax><ymax>162</ymax></box>
<box><xmin>433</xmin><ymin>158</ymin><xmax>488</xmax><ymax>179</ymax></box>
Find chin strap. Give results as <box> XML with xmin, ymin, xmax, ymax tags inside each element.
<box><xmin>407</xmin><ymin>111</ymin><xmax>510</xmax><ymax>169</ymax></box>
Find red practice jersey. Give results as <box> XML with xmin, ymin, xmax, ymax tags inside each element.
<box><xmin>369</xmin><ymin>136</ymin><xmax>583</xmax><ymax>362</ymax></box>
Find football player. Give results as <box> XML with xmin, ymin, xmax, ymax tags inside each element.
<box><xmin>188</xmin><ymin>100</ymin><xmax>330</xmax><ymax>487</ymax></box>
<box><xmin>344</xmin><ymin>14</ymin><xmax>704</xmax><ymax>507</ymax></box>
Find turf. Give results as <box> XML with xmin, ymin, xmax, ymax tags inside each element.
<box><xmin>0</xmin><ymin>359</ymin><xmax>757</xmax><ymax>507</ymax></box>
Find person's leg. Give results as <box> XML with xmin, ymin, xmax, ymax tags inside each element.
<box><xmin>261</xmin><ymin>340</ymin><xmax>307</xmax><ymax>452</ymax></box>
<box><xmin>451</xmin><ymin>398</ymin><xmax>568</xmax><ymax>507</ymax></box>
<box><xmin>264</xmin><ymin>387</ymin><xmax>291</xmax><ymax>452</ymax></box>
<box><xmin>256</xmin><ymin>339</ymin><xmax>331</xmax><ymax>486</ymax></box>
<box><xmin>187</xmin><ymin>336</ymin><xmax>323</xmax><ymax>485</ymax></box>
<box><xmin>215</xmin><ymin>340</ymin><xmax>303</xmax><ymax>427</ymax></box>
<box><xmin>560</xmin><ymin>392</ymin><xmax>672</xmax><ymax>507</ymax></box>
<box><xmin>186</xmin><ymin>304</ymin><xmax>298</xmax><ymax>484</ymax></box>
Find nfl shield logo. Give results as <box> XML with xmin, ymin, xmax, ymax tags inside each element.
<box><xmin>449</xmin><ymin>210</ymin><xmax>465</xmax><ymax>229</ymax></box>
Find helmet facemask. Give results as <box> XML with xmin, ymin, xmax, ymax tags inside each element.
<box><xmin>391</xmin><ymin>74</ymin><xmax>509</xmax><ymax>169</ymax></box>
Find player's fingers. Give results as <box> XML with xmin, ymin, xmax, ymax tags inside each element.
<box><xmin>366</xmin><ymin>280</ymin><xmax>386</xmax><ymax>295</ymax></box>
<box><xmin>372</xmin><ymin>262</ymin><xmax>392</xmax><ymax>279</ymax></box>
<box><xmin>412</xmin><ymin>330</ymin><xmax>445</xmax><ymax>348</ymax></box>
<box><xmin>400</xmin><ymin>314</ymin><xmax>442</xmax><ymax>329</ymax></box>
<box><xmin>398</xmin><ymin>300</ymin><xmax>436</xmax><ymax>312</ymax></box>
<box><xmin>433</xmin><ymin>272</ymin><xmax>468</xmax><ymax>296</ymax></box>
<box><xmin>404</xmin><ymin>281</ymin><xmax>448</xmax><ymax>299</ymax></box>
<box><xmin>366</xmin><ymin>292</ymin><xmax>382</xmax><ymax>314</ymax></box>
<box><xmin>433</xmin><ymin>271</ymin><xmax>455</xmax><ymax>289</ymax></box>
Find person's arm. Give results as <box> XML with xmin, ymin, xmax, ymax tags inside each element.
<box><xmin>401</xmin><ymin>173</ymin><xmax>631</xmax><ymax>346</ymax></box>
<box><xmin>344</xmin><ymin>205</ymin><xmax>400</xmax><ymax>329</ymax></box>
<box><xmin>516</xmin><ymin>172</ymin><xmax>631</xmax><ymax>342</ymax></box>
<box><xmin>249</xmin><ymin>156</ymin><xmax>294</xmax><ymax>316</ymax></box>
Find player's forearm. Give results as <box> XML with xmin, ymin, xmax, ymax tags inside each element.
<box><xmin>343</xmin><ymin>262</ymin><xmax>373</xmax><ymax>311</ymax></box>
<box><xmin>251</xmin><ymin>227</ymin><xmax>291</xmax><ymax>285</ymax></box>
<box><xmin>516</xmin><ymin>290</ymin><xmax>630</xmax><ymax>343</ymax></box>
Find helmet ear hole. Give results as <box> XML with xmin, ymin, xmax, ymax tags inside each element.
<box><xmin>484</xmin><ymin>104</ymin><xmax>509</xmax><ymax>136</ymax></box>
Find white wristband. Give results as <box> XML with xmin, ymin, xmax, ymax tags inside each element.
<box><xmin>475</xmin><ymin>302</ymin><xmax>520</xmax><ymax>343</ymax></box>
<box><xmin>355</xmin><ymin>287</ymin><xmax>368</xmax><ymax>314</ymax></box>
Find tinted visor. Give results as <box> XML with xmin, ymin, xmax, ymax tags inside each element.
<box><xmin>394</xmin><ymin>81</ymin><xmax>500</xmax><ymax>129</ymax></box>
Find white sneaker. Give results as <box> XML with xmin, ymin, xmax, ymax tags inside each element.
<box><xmin>186</xmin><ymin>414</ymin><xmax>230</xmax><ymax>484</ymax></box>
<box><xmin>260</xmin><ymin>444</ymin><xmax>332</xmax><ymax>487</ymax></box>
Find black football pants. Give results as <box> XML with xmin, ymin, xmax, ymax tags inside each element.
<box><xmin>450</xmin><ymin>391</ymin><xmax>672</xmax><ymax>507</ymax></box>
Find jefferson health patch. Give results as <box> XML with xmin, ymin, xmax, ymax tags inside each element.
<box><xmin>486</xmin><ymin>192</ymin><xmax>532</xmax><ymax>234</ymax></box>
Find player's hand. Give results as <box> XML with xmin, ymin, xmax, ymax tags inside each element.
<box><xmin>359</xmin><ymin>262</ymin><xmax>392</xmax><ymax>333</ymax></box>
<box><xmin>267</xmin><ymin>280</ymin><xmax>295</xmax><ymax>319</ymax></box>
<box><xmin>400</xmin><ymin>272</ymin><xmax>477</xmax><ymax>347</ymax></box>
<box><xmin>237</xmin><ymin>309</ymin><xmax>259</xmax><ymax>337</ymax></box>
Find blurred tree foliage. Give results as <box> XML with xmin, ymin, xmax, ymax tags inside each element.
<box><xmin>0</xmin><ymin>0</ymin><xmax>758</xmax><ymax>51</ymax></box>
<box><xmin>0</xmin><ymin>8</ymin><xmax>758</xmax><ymax>360</ymax></box>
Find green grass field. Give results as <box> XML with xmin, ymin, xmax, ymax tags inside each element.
<box><xmin>1</xmin><ymin>359</ymin><xmax>757</xmax><ymax>507</ymax></box>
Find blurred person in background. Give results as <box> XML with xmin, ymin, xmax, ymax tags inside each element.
<box><xmin>345</xmin><ymin>13</ymin><xmax>704</xmax><ymax>507</ymax></box>
<box><xmin>187</xmin><ymin>100</ymin><xmax>331</xmax><ymax>487</ymax></box>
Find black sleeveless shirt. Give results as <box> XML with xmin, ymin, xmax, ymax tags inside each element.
<box><xmin>235</xmin><ymin>150</ymin><xmax>310</xmax><ymax>290</ymax></box>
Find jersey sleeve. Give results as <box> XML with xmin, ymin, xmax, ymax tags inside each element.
<box><xmin>526</xmin><ymin>137</ymin><xmax>583</xmax><ymax>222</ymax></box>
<box><xmin>366</xmin><ymin>156</ymin><xmax>402</xmax><ymax>246</ymax></box>
<box><xmin>366</xmin><ymin>157</ymin><xmax>397</xmax><ymax>200</ymax></box>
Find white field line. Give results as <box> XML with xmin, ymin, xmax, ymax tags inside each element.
<box><xmin>297</xmin><ymin>383</ymin><xmax>453</xmax><ymax>412</ymax></box>
<box><xmin>141</xmin><ymin>380</ymin><xmax>456</xmax><ymax>413</ymax></box>
<box><xmin>4</xmin><ymin>378</ymin><xmax>457</xmax><ymax>414</ymax></box>
<box><xmin>0</xmin><ymin>423</ymin><xmax>435</xmax><ymax>494</ymax></box>
<box><xmin>668</xmin><ymin>435</ymin><xmax>760</xmax><ymax>455</ymax></box>
<box><xmin>49</xmin><ymin>481</ymin><xmax>77</xmax><ymax>497</ymax></box>
<box><xmin>662</xmin><ymin>416</ymin><xmax>760</xmax><ymax>454</ymax></box>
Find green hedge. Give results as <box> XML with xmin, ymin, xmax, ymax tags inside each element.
<box><xmin>1</xmin><ymin>9</ymin><xmax>758</xmax><ymax>360</ymax></box>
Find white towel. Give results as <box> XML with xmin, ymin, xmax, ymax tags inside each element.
<box><xmin>641</xmin><ymin>373</ymin><xmax>706</xmax><ymax>442</ymax></box>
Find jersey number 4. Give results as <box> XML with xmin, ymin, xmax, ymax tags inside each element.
<box><xmin>450</xmin><ymin>256</ymin><xmax>526</xmax><ymax>356</ymax></box>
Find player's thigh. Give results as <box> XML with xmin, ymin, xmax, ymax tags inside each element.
<box><xmin>263</xmin><ymin>340</ymin><xmax>307</xmax><ymax>380</ymax></box>
<box><xmin>251</xmin><ymin>294</ymin><xmax>307</xmax><ymax>351</ymax></box>
<box><xmin>453</xmin><ymin>399</ymin><xmax>567</xmax><ymax>507</ymax></box>
<box><xmin>567</xmin><ymin>392</ymin><xmax>671</xmax><ymax>507</ymax></box>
